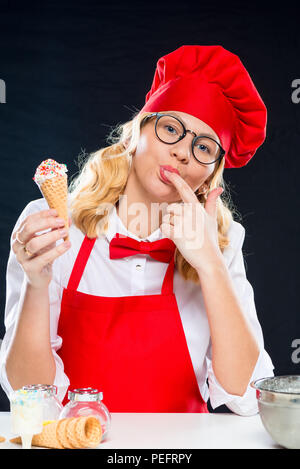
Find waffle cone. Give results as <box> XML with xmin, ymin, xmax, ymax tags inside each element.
<box><xmin>74</xmin><ymin>416</ymin><xmax>102</xmax><ymax>448</ymax></box>
<box><xmin>66</xmin><ymin>416</ymin><xmax>102</xmax><ymax>449</ymax></box>
<box><xmin>10</xmin><ymin>422</ymin><xmax>63</xmax><ymax>449</ymax></box>
<box><xmin>57</xmin><ymin>418</ymin><xmax>76</xmax><ymax>449</ymax></box>
<box><xmin>10</xmin><ymin>417</ymin><xmax>102</xmax><ymax>449</ymax></box>
<box><xmin>65</xmin><ymin>418</ymin><xmax>82</xmax><ymax>448</ymax></box>
<box><xmin>40</xmin><ymin>175</ymin><xmax>69</xmax><ymax>241</ymax></box>
<box><xmin>33</xmin><ymin>420</ymin><xmax>64</xmax><ymax>449</ymax></box>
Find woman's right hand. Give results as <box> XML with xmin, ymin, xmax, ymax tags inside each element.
<box><xmin>12</xmin><ymin>208</ymin><xmax>72</xmax><ymax>290</ymax></box>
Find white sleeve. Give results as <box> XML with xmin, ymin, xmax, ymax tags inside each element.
<box><xmin>0</xmin><ymin>199</ymin><xmax>70</xmax><ymax>403</ymax></box>
<box><xmin>206</xmin><ymin>221</ymin><xmax>275</xmax><ymax>416</ymax></box>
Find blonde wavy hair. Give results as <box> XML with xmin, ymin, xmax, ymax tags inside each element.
<box><xmin>68</xmin><ymin>111</ymin><xmax>241</xmax><ymax>285</ymax></box>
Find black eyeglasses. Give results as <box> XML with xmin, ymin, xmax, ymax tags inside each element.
<box><xmin>142</xmin><ymin>112</ymin><xmax>225</xmax><ymax>165</ymax></box>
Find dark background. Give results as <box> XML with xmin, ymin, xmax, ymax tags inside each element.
<box><xmin>0</xmin><ymin>0</ymin><xmax>299</xmax><ymax>412</ymax></box>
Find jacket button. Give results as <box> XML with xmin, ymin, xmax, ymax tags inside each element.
<box><xmin>136</xmin><ymin>264</ymin><xmax>142</xmax><ymax>270</ymax></box>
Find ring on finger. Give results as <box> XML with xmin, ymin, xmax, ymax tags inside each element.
<box><xmin>16</xmin><ymin>231</ymin><xmax>25</xmax><ymax>245</ymax></box>
<box><xmin>23</xmin><ymin>245</ymin><xmax>34</xmax><ymax>257</ymax></box>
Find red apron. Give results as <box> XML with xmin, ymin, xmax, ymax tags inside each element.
<box><xmin>57</xmin><ymin>234</ymin><xmax>208</xmax><ymax>412</ymax></box>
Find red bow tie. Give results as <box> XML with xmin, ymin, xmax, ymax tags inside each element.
<box><xmin>109</xmin><ymin>233</ymin><xmax>176</xmax><ymax>263</ymax></box>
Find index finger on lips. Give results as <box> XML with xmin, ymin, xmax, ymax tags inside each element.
<box><xmin>164</xmin><ymin>171</ymin><xmax>199</xmax><ymax>204</ymax></box>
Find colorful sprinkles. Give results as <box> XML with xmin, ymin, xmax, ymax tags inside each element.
<box><xmin>33</xmin><ymin>158</ymin><xmax>68</xmax><ymax>184</ymax></box>
<box><xmin>10</xmin><ymin>389</ymin><xmax>43</xmax><ymax>406</ymax></box>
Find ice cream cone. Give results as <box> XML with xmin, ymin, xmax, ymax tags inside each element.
<box><xmin>67</xmin><ymin>416</ymin><xmax>102</xmax><ymax>449</ymax></box>
<box><xmin>10</xmin><ymin>417</ymin><xmax>102</xmax><ymax>449</ymax></box>
<box><xmin>41</xmin><ymin>176</ymin><xmax>69</xmax><ymax>241</ymax></box>
<box><xmin>78</xmin><ymin>416</ymin><xmax>102</xmax><ymax>448</ymax></box>
<box><xmin>34</xmin><ymin>420</ymin><xmax>64</xmax><ymax>449</ymax></box>
<box><xmin>65</xmin><ymin>418</ymin><xmax>82</xmax><ymax>448</ymax></box>
<box><xmin>33</xmin><ymin>159</ymin><xmax>70</xmax><ymax>241</ymax></box>
<box><xmin>57</xmin><ymin>418</ymin><xmax>76</xmax><ymax>449</ymax></box>
<box><xmin>11</xmin><ymin>421</ymin><xmax>65</xmax><ymax>449</ymax></box>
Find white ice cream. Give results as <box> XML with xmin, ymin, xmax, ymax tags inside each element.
<box><xmin>33</xmin><ymin>158</ymin><xmax>68</xmax><ymax>186</ymax></box>
<box><xmin>10</xmin><ymin>389</ymin><xmax>44</xmax><ymax>448</ymax></box>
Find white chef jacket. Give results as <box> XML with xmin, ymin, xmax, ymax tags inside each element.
<box><xmin>0</xmin><ymin>197</ymin><xmax>274</xmax><ymax>415</ymax></box>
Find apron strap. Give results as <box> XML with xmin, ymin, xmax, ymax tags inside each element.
<box><xmin>67</xmin><ymin>235</ymin><xmax>175</xmax><ymax>294</ymax></box>
<box><xmin>161</xmin><ymin>255</ymin><xmax>175</xmax><ymax>295</ymax></box>
<box><xmin>67</xmin><ymin>236</ymin><xmax>96</xmax><ymax>290</ymax></box>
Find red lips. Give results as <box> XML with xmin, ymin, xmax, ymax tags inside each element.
<box><xmin>159</xmin><ymin>165</ymin><xmax>179</xmax><ymax>184</ymax></box>
<box><xmin>160</xmin><ymin>165</ymin><xmax>180</xmax><ymax>176</ymax></box>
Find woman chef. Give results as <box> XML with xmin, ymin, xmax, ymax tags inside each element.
<box><xmin>0</xmin><ymin>45</ymin><xmax>274</xmax><ymax>415</ymax></box>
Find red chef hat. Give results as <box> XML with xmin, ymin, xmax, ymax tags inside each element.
<box><xmin>139</xmin><ymin>45</ymin><xmax>267</xmax><ymax>168</ymax></box>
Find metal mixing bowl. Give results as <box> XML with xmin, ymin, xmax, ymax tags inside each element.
<box><xmin>251</xmin><ymin>375</ymin><xmax>300</xmax><ymax>449</ymax></box>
